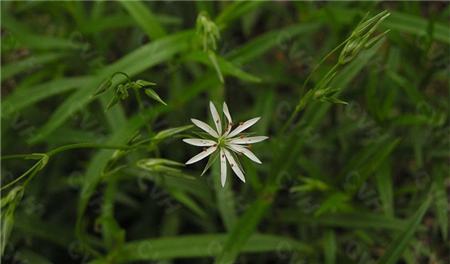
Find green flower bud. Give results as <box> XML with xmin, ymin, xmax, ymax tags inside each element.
<box><xmin>145</xmin><ymin>88</ymin><xmax>167</xmax><ymax>106</ymax></box>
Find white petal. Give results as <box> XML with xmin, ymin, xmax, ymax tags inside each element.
<box><xmin>229</xmin><ymin>136</ymin><xmax>268</xmax><ymax>145</ymax></box>
<box><xmin>224</xmin><ymin>123</ymin><xmax>232</xmax><ymax>136</ymax></box>
<box><xmin>209</xmin><ymin>101</ymin><xmax>222</xmax><ymax>135</ymax></box>
<box><xmin>228</xmin><ymin>144</ymin><xmax>262</xmax><ymax>164</ymax></box>
<box><xmin>223</xmin><ymin>102</ymin><xmax>232</xmax><ymax>124</ymax></box>
<box><xmin>185</xmin><ymin>146</ymin><xmax>217</xmax><ymax>165</ymax></box>
<box><xmin>227</xmin><ymin>117</ymin><xmax>260</xmax><ymax>138</ymax></box>
<box><xmin>224</xmin><ymin>149</ymin><xmax>245</xmax><ymax>183</ymax></box>
<box><xmin>220</xmin><ymin>149</ymin><xmax>227</xmax><ymax>187</ymax></box>
<box><xmin>191</xmin><ymin>118</ymin><xmax>219</xmax><ymax>138</ymax></box>
<box><xmin>183</xmin><ymin>138</ymin><xmax>216</xmax><ymax>147</ymax></box>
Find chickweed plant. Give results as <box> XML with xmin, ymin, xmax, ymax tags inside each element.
<box><xmin>1</xmin><ymin>2</ymin><xmax>448</xmax><ymax>264</ymax></box>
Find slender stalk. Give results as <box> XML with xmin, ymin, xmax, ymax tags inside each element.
<box><xmin>111</xmin><ymin>71</ymin><xmax>131</xmax><ymax>83</ymax></box>
<box><xmin>133</xmin><ymin>88</ymin><xmax>154</xmax><ymax>136</ymax></box>
<box><xmin>2</xmin><ymin>143</ymin><xmax>131</xmax><ymax>190</ymax></box>
<box><xmin>47</xmin><ymin>143</ymin><xmax>131</xmax><ymax>157</ymax></box>
<box><xmin>1</xmin><ymin>161</ymin><xmax>41</xmax><ymax>190</ymax></box>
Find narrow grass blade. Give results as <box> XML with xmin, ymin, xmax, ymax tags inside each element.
<box><xmin>1</xmin><ymin>53</ymin><xmax>64</xmax><ymax>81</ymax></box>
<box><xmin>378</xmin><ymin>193</ymin><xmax>432</xmax><ymax>264</ymax></box>
<box><xmin>115</xmin><ymin>233</ymin><xmax>312</xmax><ymax>262</ymax></box>
<box><xmin>384</xmin><ymin>11</ymin><xmax>450</xmax><ymax>44</ymax></box>
<box><xmin>324</xmin><ymin>230</ymin><xmax>336</xmax><ymax>264</ymax></box>
<box><xmin>432</xmin><ymin>167</ymin><xmax>448</xmax><ymax>241</ymax></box>
<box><xmin>120</xmin><ymin>0</ymin><xmax>167</xmax><ymax>40</ymax></box>
<box><xmin>376</xmin><ymin>159</ymin><xmax>394</xmax><ymax>216</ymax></box>
<box><xmin>183</xmin><ymin>51</ymin><xmax>261</xmax><ymax>83</ymax></box>
<box><xmin>2</xmin><ymin>77</ymin><xmax>91</xmax><ymax>118</ymax></box>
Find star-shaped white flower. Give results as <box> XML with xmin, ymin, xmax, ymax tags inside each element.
<box><xmin>183</xmin><ymin>101</ymin><xmax>268</xmax><ymax>187</ymax></box>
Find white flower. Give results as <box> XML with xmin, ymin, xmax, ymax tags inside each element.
<box><xmin>183</xmin><ymin>101</ymin><xmax>268</xmax><ymax>187</ymax></box>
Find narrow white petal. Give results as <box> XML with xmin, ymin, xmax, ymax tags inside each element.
<box><xmin>229</xmin><ymin>136</ymin><xmax>268</xmax><ymax>145</ymax></box>
<box><xmin>191</xmin><ymin>118</ymin><xmax>219</xmax><ymax>138</ymax></box>
<box><xmin>224</xmin><ymin>123</ymin><xmax>232</xmax><ymax>136</ymax></box>
<box><xmin>183</xmin><ymin>138</ymin><xmax>216</xmax><ymax>147</ymax></box>
<box><xmin>227</xmin><ymin>117</ymin><xmax>261</xmax><ymax>138</ymax></box>
<box><xmin>209</xmin><ymin>101</ymin><xmax>222</xmax><ymax>135</ymax></box>
<box><xmin>220</xmin><ymin>149</ymin><xmax>227</xmax><ymax>187</ymax></box>
<box><xmin>228</xmin><ymin>144</ymin><xmax>262</xmax><ymax>164</ymax></box>
<box><xmin>223</xmin><ymin>102</ymin><xmax>233</xmax><ymax>124</ymax></box>
<box><xmin>185</xmin><ymin>146</ymin><xmax>217</xmax><ymax>165</ymax></box>
<box><xmin>224</xmin><ymin>149</ymin><xmax>245</xmax><ymax>183</ymax></box>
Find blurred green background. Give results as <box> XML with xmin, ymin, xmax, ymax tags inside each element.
<box><xmin>1</xmin><ymin>1</ymin><xmax>449</xmax><ymax>263</ymax></box>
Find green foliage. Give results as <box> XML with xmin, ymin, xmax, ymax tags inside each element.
<box><xmin>1</xmin><ymin>1</ymin><xmax>448</xmax><ymax>264</ymax></box>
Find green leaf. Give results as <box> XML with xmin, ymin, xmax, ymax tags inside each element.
<box><xmin>115</xmin><ymin>233</ymin><xmax>312</xmax><ymax>262</ymax></box>
<box><xmin>208</xmin><ymin>51</ymin><xmax>224</xmax><ymax>83</ymax></box>
<box><xmin>376</xmin><ymin>159</ymin><xmax>394</xmax><ymax>216</ymax></box>
<box><xmin>384</xmin><ymin>11</ymin><xmax>450</xmax><ymax>44</ymax></box>
<box><xmin>2</xmin><ymin>14</ymin><xmax>84</xmax><ymax>51</ymax></box>
<box><xmin>183</xmin><ymin>51</ymin><xmax>261</xmax><ymax>83</ymax></box>
<box><xmin>227</xmin><ymin>23</ymin><xmax>321</xmax><ymax>65</ymax></box>
<box><xmin>212</xmin><ymin>158</ymin><xmax>237</xmax><ymax>231</ymax></box>
<box><xmin>201</xmin><ymin>151</ymin><xmax>219</xmax><ymax>176</ymax></box>
<box><xmin>324</xmin><ymin>230</ymin><xmax>336</xmax><ymax>264</ymax></box>
<box><xmin>378</xmin><ymin>193</ymin><xmax>432</xmax><ymax>264</ymax></box>
<box><xmin>145</xmin><ymin>88</ymin><xmax>167</xmax><ymax>106</ymax></box>
<box><xmin>1</xmin><ymin>77</ymin><xmax>92</xmax><ymax>118</ymax></box>
<box><xmin>432</xmin><ymin>167</ymin><xmax>448</xmax><ymax>241</ymax></box>
<box><xmin>120</xmin><ymin>0</ymin><xmax>167</xmax><ymax>40</ymax></box>
<box><xmin>214</xmin><ymin>199</ymin><xmax>270</xmax><ymax>264</ymax></box>
<box><xmin>341</xmin><ymin>136</ymin><xmax>400</xmax><ymax>193</ymax></box>
<box><xmin>315</xmin><ymin>192</ymin><xmax>353</xmax><ymax>216</ymax></box>
<box><xmin>215</xmin><ymin>1</ymin><xmax>264</xmax><ymax>28</ymax></box>
<box><xmin>281</xmin><ymin>211</ymin><xmax>407</xmax><ymax>230</ymax></box>
<box><xmin>169</xmin><ymin>190</ymin><xmax>207</xmax><ymax>218</ymax></box>
<box><xmin>100</xmin><ymin>177</ymin><xmax>125</xmax><ymax>251</ymax></box>
<box><xmin>1</xmin><ymin>53</ymin><xmax>64</xmax><ymax>81</ymax></box>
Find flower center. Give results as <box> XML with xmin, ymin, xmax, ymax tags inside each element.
<box><xmin>217</xmin><ymin>136</ymin><xmax>227</xmax><ymax>148</ymax></box>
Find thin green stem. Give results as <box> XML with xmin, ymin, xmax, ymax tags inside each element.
<box><xmin>133</xmin><ymin>88</ymin><xmax>153</xmax><ymax>136</ymax></box>
<box><xmin>47</xmin><ymin>143</ymin><xmax>131</xmax><ymax>157</ymax></box>
<box><xmin>2</xmin><ymin>143</ymin><xmax>131</xmax><ymax>190</ymax></box>
<box><xmin>111</xmin><ymin>71</ymin><xmax>131</xmax><ymax>83</ymax></box>
<box><xmin>1</xmin><ymin>154</ymin><xmax>34</xmax><ymax>160</ymax></box>
<box><xmin>1</xmin><ymin>161</ymin><xmax>41</xmax><ymax>190</ymax></box>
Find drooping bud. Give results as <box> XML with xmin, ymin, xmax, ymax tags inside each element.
<box><xmin>145</xmin><ymin>88</ymin><xmax>167</xmax><ymax>106</ymax></box>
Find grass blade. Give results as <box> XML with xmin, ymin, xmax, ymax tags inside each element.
<box><xmin>115</xmin><ymin>233</ymin><xmax>312</xmax><ymax>262</ymax></box>
<box><xmin>378</xmin><ymin>193</ymin><xmax>432</xmax><ymax>264</ymax></box>
<box><xmin>120</xmin><ymin>0</ymin><xmax>167</xmax><ymax>40</ymax></box>
<box><xmin>1</xmin><ymin>53</ymin><xmax>64</xmax><ymax>81</ymax></box>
